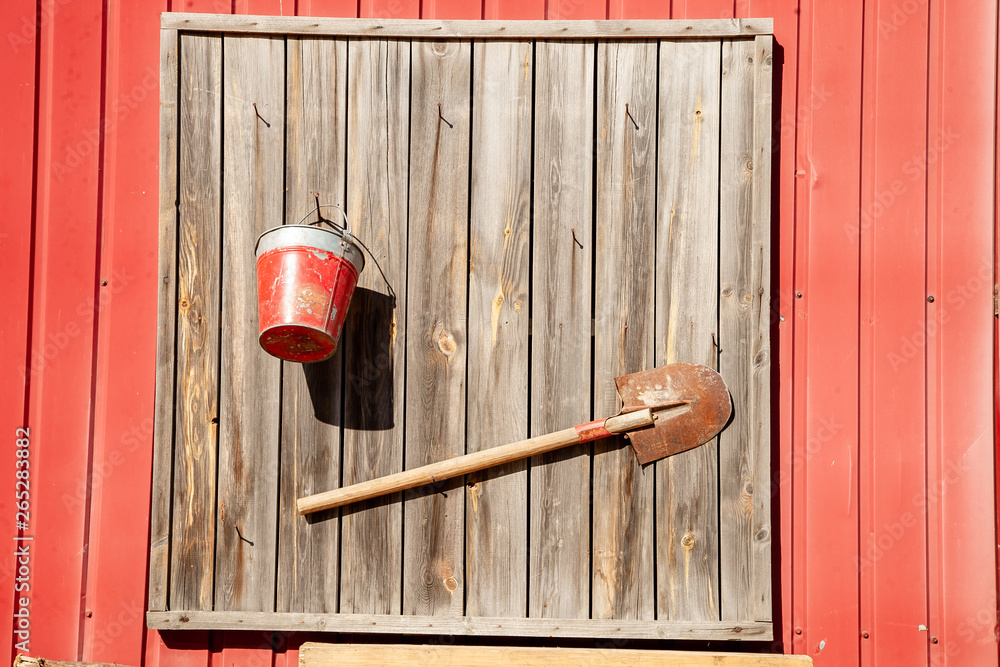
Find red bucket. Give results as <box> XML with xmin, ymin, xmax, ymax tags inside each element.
<box><xmin>255</xmin><ymin>223</ymin><xmax>365</xmax><ymax>363</ymax></box>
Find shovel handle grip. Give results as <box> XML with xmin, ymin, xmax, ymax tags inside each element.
<box><xmin>297</xmin><ymin>408</ymin><xmax>654</xmax><ymax>515</ymax></box>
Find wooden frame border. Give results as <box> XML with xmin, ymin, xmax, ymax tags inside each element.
<box><xmin>150</xmin><ymin>19</ymin><xmax>776</xmax><ymax>642</ymax></box>
<box><xmin>146</xmin><ymin>612</ymin><xmax>772</xmax><ymax>641</ymax></box>
<box><xmin>160</xmin><ymin>13</ymin><xmax>772</xmax><ymax>38</ymax></box>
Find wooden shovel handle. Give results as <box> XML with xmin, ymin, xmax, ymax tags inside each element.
<box><xmin>297</xmin><ymin>408</ymin><xmax>654</xmax><ymax>515</ymax></box>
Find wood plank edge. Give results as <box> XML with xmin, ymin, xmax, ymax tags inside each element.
<box><xmin>145</xmin><ymin>612</ymin><xmax>772</xmax><ymax>641</ymax></box>
<box><xmin>298</xmin><ymin>642</ymin><xmax>813</xmax><ymax>665</ymax></box>
<box><xmin>148</xmin><ymin>25</ymin><xmax>180</xmax><ymax>613</ymax></box>
<box><xmin>160</xmin><ymin>14</ymin><xmax>773</xmax><ymax>38</ymax></box>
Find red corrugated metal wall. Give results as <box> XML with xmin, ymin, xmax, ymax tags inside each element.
<box><xmin>1</xmin><ymin>1</ymin><xmax>996</xmax><ymax>665</ymax></box>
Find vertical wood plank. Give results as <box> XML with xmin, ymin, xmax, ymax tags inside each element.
<box><xmin>276</xmin><ymin>36</ymin><xmax>348</xmax><ymax>613</ymax></box>
<box><xmin>170</xmin><ymin>33</ymin><xmax>223</xmax><ymax>613</ymax></box>
<box><xmin>465</xmin><ymin>39</ymin><xmax>533</xmax><ymax>618</ymax></box>
<box><xmin>529</xmin><ymin>39</ymin><xmax>595</xmax><ymax>620</ymax></box>
<box><xmin>748</xmin><ymin>34</ymin><xmax>773</xmax><ymax>623</ymax></box>
<box><xmin>719</xmin><ymin>36</ymin><xmax>772</xmax><ymax>622</ymax></box>
<box><xmin>150</xmin><ymin>26</ymin><xmax>180</xmax><ymax>613</ymax></box>
<box><xmin>215</xmin><ymin>35</ymin><xmax>285</xmax><ymax>612</ymax></box>
<box><xmin>403</xmin><ymin>39</ymin><xmax>471</xmax><ymax>617</ymax></box>
<box><xmin>340</xmin><ymin>38</ymin><xmax>410</xmax><ymax>615</ymax></box>
<box><xmin>592</xmin><ymin>40</ymin><xmax>658</xmax><ymax>621</ymax></box>
<box><xmin>655</xmin><ymin>39</ymin><xmax>722</xmax><ymax>622</ymax></box>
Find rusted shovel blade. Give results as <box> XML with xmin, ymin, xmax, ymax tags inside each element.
<box><xmin>616</xmin><ymin>363</ymin><xmax>732</xmax><ymax>465</ymax></box>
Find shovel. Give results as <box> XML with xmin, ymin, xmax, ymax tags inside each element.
<box><xmin>297</xmin><ymin>362</ymin><xmax>731</xmax><ymax>516</ymax></box>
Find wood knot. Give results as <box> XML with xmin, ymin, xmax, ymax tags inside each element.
<box><xmin>178</xmin><ymin>297</ymin><xmax>190</xmax><ymax>310</ymax></box>
<box><xmin>444</xmin><ymin>576</ymin><xmax>458</xmax><ymax>593</ymax></box>
<box><xmin>681</xmin><ymin>533</ymin><xmax>695</xmax><ymax>550</ymax></box>
<box><xmin>743</xmin><ymin>292</ymin><xmax>753</xmax><ymax>304</ymax></box>
<box><xmin>755</xmin><ymin>527</ymin><xmax>770</xmax><ymax>543</ymax></box>
<box><xmin>722</xmin><ymin>286</ymin><xmax>734</xmax><ymax>298</ymax></box>
<box><xmin>436</xmin><ymin>329</ymin><xmax>456</xmax><ymax>358</ymax></box>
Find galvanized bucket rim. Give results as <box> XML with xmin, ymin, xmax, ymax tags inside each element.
<box><xmin>255</xmin><ymin>223</ymin><xmax>365</xmax><ymax>275</ymax></box>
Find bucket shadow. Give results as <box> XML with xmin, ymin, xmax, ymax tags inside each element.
<box><xmin>302</xmin><ymin>286</ymin><xmax>397</xmax><ymax>431</ymax></box>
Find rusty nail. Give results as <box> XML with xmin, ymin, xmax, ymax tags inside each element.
<box><xmin>438</xmin><ymin>103</ymin><xmax>453</xmax><ymax>129</ymax></box>
<box><xmin>795</xmin><ymin>290</ymin><xmax>803</xmax><ymax>298</ymax></box>
<box><xmin>571</xmin><ymin>228</ymin><xmax>584</xmax><ymax>249</ymax></box>
<box><xmin>931</xmin><ymin>636</ymin><xmax>939</xmax><ymax>644</ymax></box>
<box><xmin>625</xmin><ymin>103</ymin><xmax>639</xmax><ymax>130</ymax></box>
<box><xmin>100</xmin><ymin>279</ymin><xmax>108</xmax><ymax>287</ymax></box>
<box><xmin>86</xmin><ymin>610</ymin><xmax>93</xmax><ymax>618</ymax></box>
<box><xmin>927</xmin><ymin>295</ymin><xmax>935</xmax><ymax>303</ymax></box>
<box><xmin>252</xmin><ymin>103</ymin><xmax>271</xmax><ymax>128</ymax></box>
<box><xmin>794</xmin><ymin>627</ymin><xmax>803</xmax><ymax>635</ymax></box>
<box><xmin>862</xmin><ymin>631</ymin><xmax>869</xmax><ymax>639</ymax></box>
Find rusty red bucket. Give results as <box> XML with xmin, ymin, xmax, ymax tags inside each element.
<box><xmin>255</xmin><ymin>219</ymin><xmax>365</xmax><ymax>363</ymax></box>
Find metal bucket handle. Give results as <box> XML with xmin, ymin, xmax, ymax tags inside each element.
<box><xmin>296</xmin><ymin>203</ymin><xmax>353</xmax><ymax>237</ymax></box>
<box><xmin>293</xmin><ymin>200</ymin><xmax>398</xmax><ymax>307</ymax></box>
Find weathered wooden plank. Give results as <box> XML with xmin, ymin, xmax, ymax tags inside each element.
<box><xmin>592</xmin><ymin>40</ymin><xmax>657</xmax><ymax>621</ymax></box>
<box><xmin>146</xmin><ymin>612</ymin><xmax>772</xmax><ymax>641</ymax></box>
<box><xmin>528</xmin><ymin>39</ymin><xmax>594</xmax><ymax>620</ymax></box>
<box><xmin>297</xmin><ymin>643</ymin><xmax>811</xmax><ymax>666</ymax></box>
<box><xmin>276</xmin><ymin>36</ymin><xmax>348</xmax><ymax>614</ymax></box>
<box><xmin>149</xmin><ymin>26</ymin><xmax>179</xmax><ymax>613</ymax></box>
<box><xmin>749</xmin><ymin>34</ymin><xmax>773</xmax><ymax>623</ymax></box>
<box><xmin>214</xmin><ymin>35</ymin><xmax>285</xmax><ymax>612</ymax></box>
<box><xmin>719</xmin><ymin>38</ymin><xmax>771</xmax><ymax>620</ymax></box>
<box><xmin>163</xmin><ymin>14</ymin><xmax>774</xmax><ymax>37</ymax></box>
<box><xmin>719</xmin><ymin>36</ymin><xmax>773</xmax><ymax>622</ymax></box>
<box><xmin>465</xmin><ymin>39</ymin><xmax>532</xmax><ymax>618</ymax></box>
<box><xmin>654</xmin><ymin>39</ymin><xmax>722</xmax><ymax>622</ymax></box>
<box><xmin>403</xmin><ymin>39</ymin><xmax>471</xmax><ymax>617</ymax></box>
<box><xmin>340</xmin><ymin>38</ymin><xmax>410</xmax><ymax>615</ymax></box>
<box><xmin>169</xmin><ymin>33</ymin><xmax>223</xmax><ymax>613</ymax></box>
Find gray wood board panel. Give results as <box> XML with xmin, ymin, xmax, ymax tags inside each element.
<box><xmin>403</xmin><ymin>39</ymin><xmax>471</xmax><ymax>617</ymax></box>
<box><xmin>592</xmin><ymin>40</ymin><xmax>657</xmax><ymax>621</ymax></box>
<box><xmin>340</xmin><ymin>38</ymin><xmax>410</xmax><ymax>615</ymax></box>
<box><xmin>464</xmin><ymin>39</ymin><xmax>533</xmax><ymax>618</ymax></box>
<box><xmin>147</xmin><ymin>611</ymin><xmax>772</xmax><ymax>641</ymax></box>
<box><xmin>750</xmin><ymin>35</ymin><xmax>773</xmax><ymax>622</ymax></box>
<box><xmin>163</xmin><ymin>14</ymin><xmax>774</xmax><ymax>38</ymax></box>
<box><xmin>528</xmin><ymin>39</ymin><xmax>594</xmax><ymax>620</ymax></box>
<box><xmin>276</xmin><ymin>36</ymin><xmax>348</xmax><ymax>614</ymax></box>
<box><xmin>655</xmin><ymin>39</ymin><xmax>722</xmax><ymax>622</ymax></box>
<box><xmin>214</xmin><ymin>35</ymin><xmax>285</xmax><ymax>612</ymax></box>
<box><xmin>149</xmin><ymin>26</ymin><xmax>179</xmax><ymax>612</ymax></box>
<box><xmin>719</xmin><ymin>36</ymin><xmax>773</xmax><ymax>622</ymax></box>
<box><xmin>170</xmin><ymin>33</ymin><xmax>222</xmax><ymax>613</ymax></box>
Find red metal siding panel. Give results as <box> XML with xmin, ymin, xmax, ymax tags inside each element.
<box><xmin>926</xmin><ymin>1</ymin><xmax>998</xmax><ymax>664</ymax></box>
<box><xmin>0</xmin><ymin>0</ymin><xmax>38</xmax><ymax>661</ymax></box>
<box><xmin>671</xmin><ymin>0</ymin><xmax>733</xmax><ymax>20</ymax></box>
<box><xmin>27</xmin><ymin>0</ymin><xmax>107</xmax><ymax>659</ymax></box>
<box><xmin>484</xmin><ymin>0</ymin><xmax>544</xmax><ymax>20</ymax></box>
<box><xmin>359</xmin><ymin>0</ymin><xmax>419</xmax><ymax>19</ymax></box>
<box><xmin>546</xmin><ymin>0</ymin><xmax>604</xmax><ymax>20</ymax></box>
<box><xmin>81</xmin><ymin>0</ymin><xmax>167</xmax><ymax>662</ymax></box>
<box><xmin>791</xmin><ymin>2</ymin><xmax>864</xmax><ymax>664</ymax></box>
<box><xmin>299</xmin><ymin>0</ymin><xmax>360</xmax><ymax>17</ymax></box>
<box><xmin>857</xmin><ymin>1</ymin><xmax>929</xmax><ymax>664</ymax></box>
<box><xmin>421</xmin><ymin>0</ymin><xmax>482</xmax><ymax>19</ymax></box>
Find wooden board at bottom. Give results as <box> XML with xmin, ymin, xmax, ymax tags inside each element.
<box><xmin>146</xmin><ymin>612</ymin><xmax>770</xmax><ymax>641</ymax></box>
<box><xmin>298</xmin><ymin>643</ymin><xmax>812</xmax><ymax>666</ymax></box>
